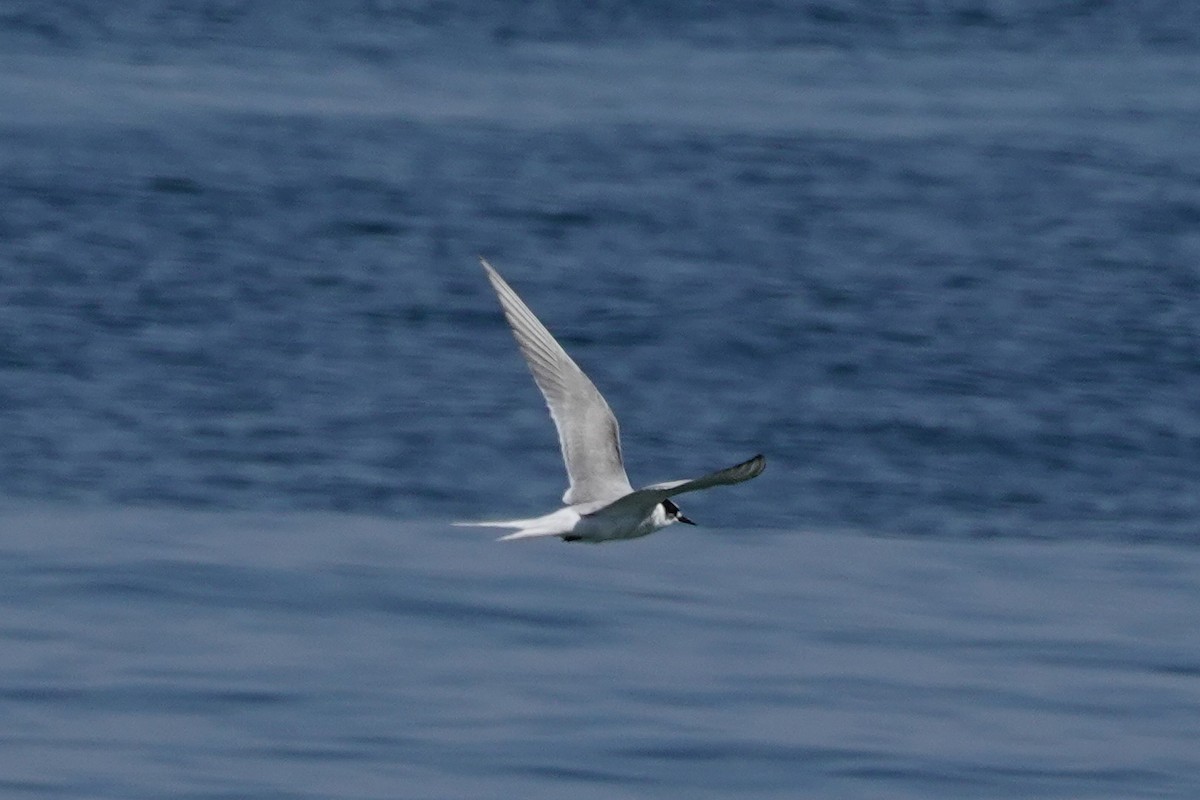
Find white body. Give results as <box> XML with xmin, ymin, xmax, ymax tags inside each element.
<box><xmin>470</xmin><ymin>500</ymin><xmax>675</xmax><ymax>544</ymax></box>
<box><xmin>457</xmin><ymin>259</ymin><xmax>766</xmax><ymax>543</ymax></box>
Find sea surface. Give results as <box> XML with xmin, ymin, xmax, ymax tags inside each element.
<box><xmin>1</xmin><ymin>2</ymin><xmax>1198</xmax><ymax>798</ymax></box>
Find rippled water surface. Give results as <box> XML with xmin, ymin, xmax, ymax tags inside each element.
<box><xmin>3</xmin><ymin>508</ymin><xmax>1199</xmax><ymax>799</ymax></box>
<box><xmin>1</xmin><ymin>2</ymin><xmax>1199</xmax><ymax>797</ymax></box>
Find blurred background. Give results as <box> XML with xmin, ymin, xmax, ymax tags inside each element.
<box><xmin>1</xmin><ymin>2</ymin><xmax>1198</xmax><ymax>799</ymax></box>
<box><xmin>2</xmin><ymin>0</ymin><xmax>1198</xmax><ymax>541</ymax></box>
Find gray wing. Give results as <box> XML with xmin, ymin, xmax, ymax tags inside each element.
<box><xmin>480</xmin><ymin>258</ymin><xmax>633</xmax><ymax>505</ymax></box>
<box><xmin>587</xmin><ymin>454</ymin><xmax>766</xmax><ymax>518</ymax></box>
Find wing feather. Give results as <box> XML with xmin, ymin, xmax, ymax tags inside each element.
<box><xmin>588</xmin><ymin>454</ymin><xmax>767</xmax><ymax>519</ymax></box>
<box><xmin>480</xmin><ymin>258</ymin><xmax>633</xmax><ymax>505</ymax></box>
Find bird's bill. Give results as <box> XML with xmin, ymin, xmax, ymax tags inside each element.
<box><xmin>677</xmin><ymin>514</ymin><xmax>697</xmax><ymax>525</ymax></box>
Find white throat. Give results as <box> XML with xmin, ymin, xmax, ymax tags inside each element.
<box><xmin>651</xmin><ymin>503</ymin><xmax>674</xmax><ymax>529</ymax></box>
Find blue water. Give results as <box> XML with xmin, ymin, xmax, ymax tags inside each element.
<box><xmin>2</xmin><ymin>3</ymin><xmax>1199</xmax><ymax>798</ymax></box>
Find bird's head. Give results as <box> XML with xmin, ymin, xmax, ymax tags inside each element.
<box><xmin>662</xmin><ymin>498</ymin><xmax>695</xmax><ymax>526</ymax></box>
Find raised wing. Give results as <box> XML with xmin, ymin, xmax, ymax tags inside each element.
<box><xmin>587</xmin><ymin>454</ymin><xmax>766</xmax><ymax>519</ymax></box>
<box><xmin>479</xmin><ymin>258</ymin><xmax>633</xmax><ymax>505</ymax></box>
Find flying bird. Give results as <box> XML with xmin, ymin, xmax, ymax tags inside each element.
<box><xmin>456</xmin><ymin>258</ymin><xmax>765</xmax><ymax>543</ymax></box>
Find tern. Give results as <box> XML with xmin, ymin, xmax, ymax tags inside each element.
<box><xmin>456</xmin><ymin>258</ymin><xmax>765</xmax><ymax>543</ymax></box>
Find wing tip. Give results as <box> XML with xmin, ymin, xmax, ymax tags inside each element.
<box><xmin>745</xmin><ymin>453</ymin><xmax>766</xmax><ymax>474</ymax></box>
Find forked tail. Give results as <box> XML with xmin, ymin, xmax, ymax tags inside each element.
<box><xmin>451</xmin><ymin>519</ymin><xmax>528</xmax><ymax>529</ymax></box>
<box><xmin>451</xmin><ymin>518</ymin><xmax>566</xmax><ymax>542</ymax></box>
<box><xmin>494</xmin><ymin>529</ymin><xmax>565</xmax><ymax>542</ymax></box>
